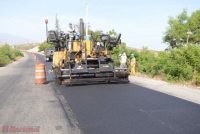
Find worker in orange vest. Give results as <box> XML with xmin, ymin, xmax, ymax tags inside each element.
<box><xmin>130</xmin><ymin>53</ymin><xmax>136</xmax><ymax>75</ymax></box>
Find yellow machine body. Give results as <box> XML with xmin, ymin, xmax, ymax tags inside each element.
<box><xmin>46</xmin><ymin>18</ymin><xmax>129</xmax><ymax>85</ymax></box>
<box><xmin>52</xmin><ymin>51</ymin><xmax>65</xmax><ymax>68</ymax></box>
<box><xmin>52</xmin><ymin>40</ymin><xmax>108</xmax><ymax>69</ymax></box>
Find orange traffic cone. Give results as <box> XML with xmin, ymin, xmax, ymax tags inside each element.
<box><xmin>35</xmin><ymin>62</ymin><xmax>46</xmax><ymax>84</ymax></box>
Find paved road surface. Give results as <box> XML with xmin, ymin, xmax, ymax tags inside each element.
<box><xmin>1</xmin><ymin>52</ymin><xmax>200</xmax><ymax>134</ymax></box>
<box><xmin>35</xmin><ymin>53</ymin><xmax>200</xmax><ymax>134</ymax></box>
<box><xmin>59</xmin><ymin>83</ymin><xmax>200</xmax><ymax>134</ymax></box>
<box><xmin>0</xmin><ymin>52</ymin><xmax>81</xmax><ymax>134</ymax></box>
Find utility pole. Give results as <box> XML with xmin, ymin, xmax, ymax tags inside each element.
<box><xmin>86</xmin><ymin>4</ymin><xmax>88</xmax><ymax>36</ymax></box>
<box><xmin>45</xmin><ymin>19</ymin><xmax>48</xmax><ymax>41</ymax></box>
<box><xmin>55</xmin><ymin>13</ymin><xmax>60</xmax><ymax>33</ymax></box>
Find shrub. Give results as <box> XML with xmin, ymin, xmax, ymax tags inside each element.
<box><xmin>38</xmin><ymin>41</ymin><xmax>53</xmax><ymax>51</ymax></box>
<box><xmin>135</xmin><ymin>47</ymin><xmax>156</xmax><ymax>74</ymax></box>
<box><xmin>195</xmin><ymin>74</ymin><xmax>200</xmax><ymax>86</ymax></box>
<box><xmin>0</xmin><ymin>44</ymin><xmax>23</xmax><ymax>67</ymax></box>
<box><xmin>113</xmin><ymin>44</ymin><xmax>200</xmax><ymax>83</ymax></box>
<box><xmin>13</xmin><ymin>49</ymin><xmax>24</xmax><ymax>57</ymax></box>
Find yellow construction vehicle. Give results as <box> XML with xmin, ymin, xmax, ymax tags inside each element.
<box><xmin>45</xmin><ymin>18</ymin><xmax>129</xmax><ymax>85</ymax></box>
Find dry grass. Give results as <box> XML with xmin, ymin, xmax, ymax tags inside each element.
<box><xmin>14</xmin><ymin>43</ymin><xmax>39</xmax><ymax>50</ymax></box>
<box><xmin>133</xmin><ymin>72</ymin><xmax>165</xmax><ymax>81</ymax></box>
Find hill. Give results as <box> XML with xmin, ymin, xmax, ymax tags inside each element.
<box><xmin>0</xmin><ymin>33</ymin><xmax>38</xmax><ymax>45</ymax></box>
<box><xmin>14</xmin><ymin>43</ymin><xmax>40</xmax><ymax>50</ymax></box>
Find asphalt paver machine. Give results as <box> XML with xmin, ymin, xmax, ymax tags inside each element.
<box><xmin>45</xmin><ymin>18</ymin><xmax>130</xmax><ymax>85</ymax></box>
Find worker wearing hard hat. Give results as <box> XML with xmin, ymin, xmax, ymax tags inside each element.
<box><xmin>67</xmin><ymin>23</ymin><xmax>78</xmax><ymax>51</ymax></box>
<box><xmin>119</xmin><ymin>54</ymin><xmax>122</xmax><ymax>67</ymax></box>
<box><xmin>130</xmin><ymin>53</ymin><xmax>136</xmax><ymax>75</ymax></box>
<box><xmin>120</xmin><ymin>52</ymin><xmax>127</xmax><ymax>68</ymax></box>
<box><xmin>119</xmin><ymin>54</ymin><xmax>122</xmax><ymax>60</ymax></box>
<box><xmin>67</xmin><ymin>23</ymin><xmax>78</xmax><ymax>40</ymax></box>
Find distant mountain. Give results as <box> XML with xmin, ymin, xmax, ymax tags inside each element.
<box><xmin>0</xmin><ymin>33</ymin><xmax>38</xmax><ymax>45</ymax></box>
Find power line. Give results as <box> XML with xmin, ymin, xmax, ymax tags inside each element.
<box><xmin>70</xmin><ymin>5</ymin><xmax>85</xmax><ymax>22</ymax></box>
<box><xmin>70</xmin><ymin>0</ymin><xmax>92</xmax><ymax>22</ymax></box>
<box><xmin>80</xmin><ymin>0</ymin><xmax>102</xmax><ymax>17</ymax></box>
<box><xmin>89</xmin><ymin>0</ymin><xmax>102</xmax><ymax>10</ymax></box>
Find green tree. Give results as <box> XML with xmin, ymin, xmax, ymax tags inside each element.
<box><xmin>188</xmin><ymin>10</ymin><xmax>200</xmax><ymax>44</ymax></box>
<box><xmin>38</xmin><ymin>41</ymin><xmax>53</xmax><ymax>51</ymax></box>
<box><xmin>111</xmin><ymin>42</ymin><xmax>128</xmax><ymax>67</ymax></box>
<box><xmin>89</xmin><ymin>30</ymin><xmax>103</xmax><ymax>41</ymax></box>
<box><xmin>106</xmin><ymin>29</ymin><xmax>139</xmax><ymax>68</ymax></box>
<box><xmin>163</xmin><ymin>9</ymin><xmax>200</xmax><ymax>48</ymax></box>
<box><xmin>163</xmin><ymin>9</ymin><xmax>189</xmax><ymax>48</ymax></box>
<box><xmin>107</xmin><ymin>29</ymin><xmax>117</xmax><ymax>37</ymax></box>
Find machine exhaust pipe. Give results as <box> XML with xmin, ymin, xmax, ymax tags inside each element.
<box><xmin>80</xmin><ymin>18</ymin><xmax>84</xmax><ymax>40</ymax></box>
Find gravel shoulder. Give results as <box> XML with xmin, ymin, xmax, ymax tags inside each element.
<box><xmin>129</xmin><ymin>76</ymin><xmax>200</xmax><ymax>105</ymax></box>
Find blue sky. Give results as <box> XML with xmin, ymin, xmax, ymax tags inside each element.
<box><xmin>0</xmin><ymin>0</ymin><xmax>199</xmax><ymax>51</ymax></box>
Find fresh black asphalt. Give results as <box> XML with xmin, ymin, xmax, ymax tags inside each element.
<box><xmin>37</xmin><ymin>53</ymin><xmax>200</xmax><ymax>134</ymax></box>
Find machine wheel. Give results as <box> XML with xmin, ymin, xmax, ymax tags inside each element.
<box><xmin>66</xmin><ymin>83</ymin><xmax>72</xmax><ymax>86</ymax></box>
<box><xmin>106</xmin><ymin>80</ymin><xmax>110</xmax><ymax>83</ymax></box>
<box><xmin>55</xmin><ymin>77</ymin><xmax>62</xmax><ymax>85</ymax></box>
<box><xmin>54</xmin><ymin>67</ymin><xmax>62</xmax><ymax>85</ymax></box>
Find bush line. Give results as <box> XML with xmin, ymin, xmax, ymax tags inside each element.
<box><xmin>0</xmin><ymin>44</ymin><xmax>24</xmax><ymax>67</ymax></box>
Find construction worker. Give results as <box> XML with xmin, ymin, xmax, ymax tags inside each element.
<box><xmin>130</xmin><ymin>53</ymin><xmax>136</xmax><ymax>75</ymax></box>
<box><xmin>67</xmin><ymin>23</ymin><xmax>78</xmax><ymax>40</ymax></box>
<box><xmin>119</xmin><ymin>54</ymin><xmax>122</xmax><ymax>66</ymax></box>
<box><xmin>67</xmin><ymin>23</ymin><xmax>78</xmax><ymax>50</ymax></box>
<box><xmin>120</xmin><ymin>52</ymin><xmax>127</xmax><ymax>68</ymax></box>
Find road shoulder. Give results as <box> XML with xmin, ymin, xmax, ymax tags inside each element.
<box><xmin>0</xmin><ymin>52</ymin><xmax>83</xmax><ymax>134</ymax></box>
<box><xmin>129</xmin><ymin>76</ymin><xmax>200</xmax><ymax>104</ymax></box>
